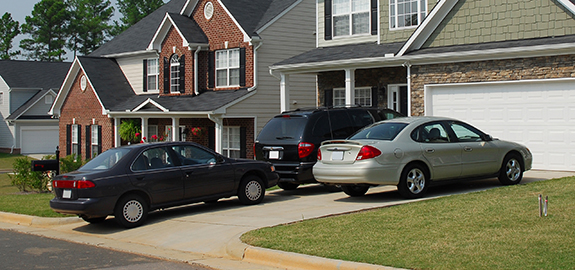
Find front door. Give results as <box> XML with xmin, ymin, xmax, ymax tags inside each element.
<box><xmin>388</xmin><ymin>84</ymin><xmax>408</xmax><ymax>116</ymax></box>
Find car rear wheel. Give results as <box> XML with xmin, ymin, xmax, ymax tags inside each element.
<box><xmin>498</xmin><ymin>154</ymin><xmax>523</xmax><ymax>185</ymax></box>
<box><xmin>398</xmin><ymin>164</ymin><xmax>428</xmax><ymax>199</ymax></box>
<box><xmin>278</xmin><ymin>182</ymin><xmax>299</xmax><ymax>190</ymax></box>
<box><xmin>238</xmin><ymin>175</ymin><xmax>265</xmax><ymax>205</ymax></box>
<box><xmin>81</xmin><ymin>216</ymin><xmax>107</xmax><ymax>224</ymax></box>
<box><xmin>341</xmin><ymin>185</ymin><xmax>369</xmax><ymax>197</ymax></box>
<box><xmin>114</xmin><ymin>194</ymin><xmax>148</xmax><ymax>228</ymax></box>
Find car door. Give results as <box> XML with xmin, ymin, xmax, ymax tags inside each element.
<box><xmin>447</xmin><ymin>121</ymin><xmax>501</xmax><ymax>177</ymax></box>
<box><xmin>415</xmin><ymin>122</ymin><xmax>462</xmax><ymax>180</ymax></box>
<box><xmin>129</xmin><ymin>146</ymin><xmax>184</xmax><ymax>205</ymax></box>
<box><xmin>171</xmin><ymin>145</ymin><xmax>235</xmax><ymax>199</ymax></box>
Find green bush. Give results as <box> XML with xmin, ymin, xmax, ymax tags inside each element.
<box><xmin>59</xmin><ymin>154</ymin><xmax>85</xmax><ymax>173</ymax></box>
<box><xmin>119</xmin><ymin>119</ymin><xmax>142</xmax><ymax>143</ymax></box>
<box><xmin>9</xmin><ymin>157</ymin><xmax>50</xmax><ymax>192</ymax></box>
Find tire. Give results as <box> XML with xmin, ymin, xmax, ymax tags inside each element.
<box><xmin>498</xmin><ymin>154</ymin><xmax>523</xmax><ymax>185</ymax></box>
<box><xmin>114</xmin><ymin>194</ymin><xmax>148</xmax><ymax>228</ymax></box>
<box><xmin>398</xmin><ymin>164</ymin><xmax>428</xmax><ymax>199</ymax></box>
<box><xmin>238</xmin><ymin>175</ymin><xmax>265</xmax><ymax>205</ymax></box>
<box><xmin>341</xmin><ymin>185</ymin><xmax>369</xmax><ymax>197</ymax></box>
<box><xmin>81</xmin><ymin>216</ymin><xmax>107</xmax><ymax>224</ymax></box>
<box><xmin>278</xmin><ymin>182</ymin><xmax>299</xmax><ymax>190</ymax></box>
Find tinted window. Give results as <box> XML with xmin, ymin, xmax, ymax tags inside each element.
<box><xmin>80</xmin><ymin>148</ymin><xmax>131</xmax><ymax>171</ymax></box>
<box><xmin>257</xmin><ymin>116</ymin><xmax>307</xmax><ymax>142</ymax></box>
<box><xmin>350</xmin><ymin>122</ymin><xmax>407</xmax><ymax>140</ymax></box>
<box><xmin>171</xmin><ymin>145</ymin><xmax>217</xmax><ymax>165</ymax></box>
<box><xmin>411</xmin><ymin>123</ymin><xmax>451</xmax><ymax>143</ymax></box>
<box><xmin>131</xmin><ymin>147</ymin><xmax>176</xmax><ymax>171</ymax></box>
<box><xmin>348</xmin><ymin>110</ymin><xmax>374</xmax><ymax>129</ymax></box>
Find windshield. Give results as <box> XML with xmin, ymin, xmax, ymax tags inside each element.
<box><xmin>350</xmin><ymin>122</ymin><xmax>408</xmax><ymax>141</ymax></box>
<box><xmin>257</xmin><ymin>116</ymin><xmax>307</xmax><ymax>142</ymax></box>
<box><xmin>79</xmin><ymin>148</ymin><xmax>132</xmax><ymax>171</ymax></box>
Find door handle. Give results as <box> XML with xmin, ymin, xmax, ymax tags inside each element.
<box><xmin>185</xmin><ymin>171</ymin><xmax>194</xmax><ymax>177</ymax></box>
<box><xmin>464</xmin><ymin>147</ymin><xmax>473</xmax><ymax>152</ymax></box>
<box><xmin>136</xmin><ymin>176</ymin><xmax>144</xmax><ymax>181</ymax></box>
<box><xmin>425</xmin><ymin>148</ymin><xmax>435</xmax><ymax>153</ymax></box>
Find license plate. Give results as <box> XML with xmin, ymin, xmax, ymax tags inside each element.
<box><xmin>331</xmin><ymin>151</ymin><xmax>344</xmax><ymax>161</ymax></box>
<box><xmin>63</xmin><ymin>189</ymin><xmax>72</xmax><ymax>199</ymax></box>
<box><xmin>269</xmin><ymin>151</ymin><xmax>279</xmax><ymax>159</ymax></box>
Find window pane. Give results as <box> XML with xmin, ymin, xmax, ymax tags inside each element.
<box><xmin>229</xmin><ymin>50</ymin><xmax>239</xmax><ymax>68</ymax></box>
<box><xmin>334</xmin><ymin>15</ymin><xmax>350</xmax><ymax>36</ymax></box>
<box><xmin>352</xmin><ymin>12</ymin><xmax>370</xmax><ymax>34</ymax></box>
<box><xmin>216</xmin><ymin>51</ymin><xmax>227</xmax><ymax>68</ymax></box>
<box><xmin>333</xmin><ymin>0</ymin><xmax>349</xmax><ymax>14</ymax></box>
<box><xmin>148</xmin><ymin>76</ymin><xmax>157</xmax><ymax>90</ymax></box>
<box><xmin>216</xmin><ymin>70</ymin><xmax>228</xmax><ymax>86</ymax></box>
<box><xmin>229</xmin><ymin>68</ymin><xmax>240</xmax><ymax>86</ymax></box>
<box><xmin>352</xmin><ymin>0</ymin><xmax>369</xmax><ymax>12</ymax></box>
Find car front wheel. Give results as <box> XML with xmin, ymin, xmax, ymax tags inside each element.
<box><xmin>238</xmin><ymin>175</ymin><xmax>265</xmax><ymax>205</ymax></box>
<box><xmin>498</xmin><ymin>154</ymin><xmax>523</xmax><ymax>185</ymax></box>
<box><xmin>341</xmin><ymin>185</ymin><xmax>369</xmax><ymax>197</ymax></box>
<box><xmin>398</xmin><ymin>164</ymin><xmax>428</xmax><ymax>199</ymax></box>
<box><xmin>114</xmin><ymin>194</ymin><xmax>148</xmax><ymax>228</ymax></box>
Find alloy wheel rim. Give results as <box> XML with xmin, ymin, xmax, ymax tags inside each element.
<box><xmin>123</xmin><ymin>200</ymin><xmax>143</xmax><ymax>223</ymax></box>
<box><xmin>407</xmin><ymin>168</ymin><xmax>425</xmax><ymax>194</ymax></box>
<box><xmin>506</xmin><ymin>159</ymin><xmax>521</xmax><ymax>181</ymax></box>
<box><xmin>245</xmin><ymin>181</ymin><xmax>262</xmax><ymax>201</ymax></box>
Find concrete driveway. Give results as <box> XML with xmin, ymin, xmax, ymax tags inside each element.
<box><xmin>1</xmin><ymin>170</ymin><xmax>573</xmax><ymax>270</ymax></box>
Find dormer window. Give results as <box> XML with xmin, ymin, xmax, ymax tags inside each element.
<box><xmin>333</xmin><ymin>0</ymin><xmax>370</xmax><ymax>37</ymax></box>
<box><xmin>390</xmin><ymin>0</ymin><xmax>427</xmax><ymax>29</ymax></box>
<box><xmin>170</xmin><ymin>54</ymin><xmax>181</xmax><ymax>93</ymax></box>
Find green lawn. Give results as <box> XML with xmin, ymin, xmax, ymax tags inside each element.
<box><xmin>243</xmin><ymin>177</ymin><xmax>575</xmax><ymax>269</ymax></box>
<box><xmin>0</xmin><ymin>153</ymin><xmax>23</xmax><ymax>171</ymax></box>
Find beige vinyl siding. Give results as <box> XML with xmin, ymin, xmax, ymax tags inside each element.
<box><xmin>382</xmin><ymin>0</ymin><xmax>439</xmax><ymax>42</ymax></box>
<box><xmin>424</xmin><ymin>0</ymin><xmax>575</xmax><ymax>48</ymax></box>
<box><xmin>225</xmin><ymin>0</ymin><xmax>317</xmax><ymax>132</ymax></box>
<box><xmin>317</xmin><ymin>0</ymin><xmax>379</xmax><ymax>47</ymax></box>
<box><xmin>116</xmin><ymin>52</ymin><xmax>158</xmax><ymax>95</ymax></box>
<box><xmin>0</xmin><ymin>78</ymin><xmax>13</xmax><ymax>148</ymax></box>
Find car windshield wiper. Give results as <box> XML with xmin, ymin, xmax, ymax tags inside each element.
<box><xmin>276</xmin><ymin>136</ymin><xmax>294</xmax><ymax>140</ymax></box>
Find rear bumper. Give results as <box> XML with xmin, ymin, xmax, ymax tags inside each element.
<box><xmin>50</xmin><ymin>196</ymin><xmax>117</xmax><ymax>218</ymax></box>
<box><xmin>273</xmin><ymin>161</ymin><xmax>316</xmax><ymax>184</ymax></box>
<box><xmin>313</xmin><ymin>161</ymin><xmax>400</xmax><ymax>186</ymax></box>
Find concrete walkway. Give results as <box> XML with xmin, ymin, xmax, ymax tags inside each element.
<box><xmin>1</xmin><ymin>170</ymin><xmax>573</xmax><ymax>270</ymax></box>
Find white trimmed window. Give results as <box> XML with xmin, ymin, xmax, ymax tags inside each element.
<box><xmin>147</xmin><ymin>125</ymin><xmax>158</xmax><ymax>140</ymax></box>
<box><xmin>216</xmin><ymin>49</ymin><xmax>240</xmax><ymax>87</ymax></box>
<box><xmin>390</xmin><ymin>0</ymin><xmax>427</xmax><ymax>29</ymax></box>
<box><xmin>170</xmin><ymin>55</ymin><xmax>180</xmax><ymax>93</ymax></box>
<box><xmin>222</xmin><ymin>126</ymin><xmax>241</xmax><ymax>158</ymax></box>
<box><xmin>333</xmin><ymin>87</ymin><xmax>372</xmax><ymax>107</ymax></box>
<box><xmin>72</xmin><ymin>124</ymin><xmax>79</xmax><ymax>155</ymax></box>
<box><xmin>147</xmin><ymin>58</ymin><xmax>159</xmax><ymax>91</ymax></box>
<box><xmin>333</xmin><ymin>0</ymin><xmax>370</xmax><ymax>37</ymax></box>
<box><xmin>91</xmin><ymin>125</ymin><xmax>99</xmax><ymax>156</ymax></box>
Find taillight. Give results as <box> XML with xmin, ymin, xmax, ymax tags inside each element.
<box><xmin>298</xmin><ymin>142</ymin><xmax>315</xmax><ymax>159</ymax></box>
<box><xmin>53</xmin><ymin>180</ymin><xmax>95</xmax><ymax>189</ymax></box>
<box><xmin>317</xmin><ymin>148</ymin><xmax>322</xmax><ymax>161</ymax></box>
<box><xmin>356</xmin><ymin>146</ymin><xmax>381</xmax><ymax>160</ymax></box>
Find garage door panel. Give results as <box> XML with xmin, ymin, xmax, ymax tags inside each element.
<box><xmin>427</xmin><ymin>79</ymin><xmax>575</xmax><ymax>171</ymax></box>
<box><xmin>21</xmin><ymin>128</ymin><xmax>59</xmax><ymax>154</ymax></box>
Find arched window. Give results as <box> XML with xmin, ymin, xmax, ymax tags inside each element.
<box><xmin>170</xmin><ymin>54</ymin><xmax>180</xmax><ymax>93</ymax></box>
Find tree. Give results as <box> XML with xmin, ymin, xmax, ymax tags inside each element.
<box><xmin>0</xmin><ymin>12</ymin><xmax>21</xmax><ymax>60</ymax></box>
<box><xmin>67</xmin><ymin>0</ymin><xmax>114</xmax><ymax>56</ymax></box>
<box><xmin>111</xmin><ymin>0</ymin><xmax>164</xmax><ymax>36</ymax></box>
<box><xmin>20</xmin><ymin>0</ymin><xmax>70</xmax><ymax>61</ymax></box>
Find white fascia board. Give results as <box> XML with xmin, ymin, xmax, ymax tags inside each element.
<box><xmin>12</xmin><ymin>89</ymin><xmax>57</xmax><ymax>120</ymax></box>
<box><xmin>100</xmin><ymin>50</ymin><xmax>157</xmax><ymax>58</ymax></box>
<box><xmin>180</xmin><ymin>0</ymin><xmax>200</xmax><ymax>16</ymax></box>
<box><xmin>108</xmin><ymin>111</ymin><xmax>214</xmax><ymax>118</ymax></box>
<box><xmin>132</xmin><ymin>98</ymin><xmax>169</xmax><ymax>112</ymax></box>
<box><xmin>148</xmin><ymin>13</ymin><xmax>192</xmax><ymax>51</ymax></box>
<box><xmin>557</xmin><ymin>0</ymin><xmax>575</xmax><ymax>15</ymax></box>
<box><xmin>397</xmin><ymin>0</ymin><xmax>460</xmax><ymax>56</ymax></box>
<box><xmin>256</xmin><ymin>0</ymin><xmax>302</xmax><ymax>34</ymax></box>
<box><xmin>50</xmin><ymin>58</ymin><xmax>81</xmax><ymax>116</ymax></box>
<box><xmin>217</xmin><ymin>0</ymin><xmax>251</xmax><ymax>42</ymax></box>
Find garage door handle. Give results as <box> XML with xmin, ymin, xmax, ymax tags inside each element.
<box><xmin>425</xmin><ymin>148</ymin><xmax>435</xmax><ymax>153</ymax></box>
<box><xmin>464</xmin><ymin>147</ymin><xmax>473</xmax><ymax>152</ymax></box>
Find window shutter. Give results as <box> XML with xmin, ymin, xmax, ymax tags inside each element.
<box><xmin>239</xmin><ymin>48</ymin><xmax>246</xmax><ymax>87</ymax></box>
<box><xmin>208</xmin><ymin>127</ymin><xmax>215</xmax><ymax>151</ymax></box>
<box><xmin>399</xmin><ymin>86</ymin><xmax>408</xmax><ymax>115</ymax></box>
<box><xmin>66</xmin><ymin>124</ymin><xmax>71</xmax><ymax>155</ymax></box>
<box><xmin>143</xmin><ymin>59</ymin><xmax>148</xmax><ymax>92</ymax></box>
<box><xmin>179</xmin><ymin>55</ymin><xmax>186</xmax><ymax>93</ymax></box>
<box><xmin>85</xmin><ymin>125</ymin><xmax>91</xmax><ymax>158</ymax></box>
<box><xmin>371</xmin><ymin>0</ymin><xmax>378</xmax><ymax>35</ymax></box>
<box><xmin>240</xmin><ymin>127</ymin><xmax>247</xmax><ymax>158</ymax></box>
<box><xmin>77</xmin><ymin>125</ymin><xmax>82</xmax><ymax>158</ymax></box>
<box><xmin>163</xmin><ymin>57</ymin><xmax>169</xmax><ymax>94</ymax></box>
<box><xmin>208</xmin><ymin>51</ymin><xmax>215</xmax><ymax>89</ymax></box>
<box><xmin>324</xmin><ymin>0</ymin><xmax>332</xmax><ymax>40</ymax></box>
<box><xmin>371</xmin><ymin>86</ymin><xmax>378</xmax><ymax>107</ymax></box>
<box><xmin>97</xmin><ymin>125</ymin><xmax>102</xmax><ymax>154</ymax></box>
<box><xmin>324</xmin><ymin>89</ymin><xmax>333</xmax><ymax>107</ymax></box>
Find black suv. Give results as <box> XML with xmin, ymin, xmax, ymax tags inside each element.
<box><xmin>254</xmin><ymin>107</ymin><xmax>403</xmax><ymax>190</ymax></box>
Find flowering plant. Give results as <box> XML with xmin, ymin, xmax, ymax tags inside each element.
<box><xmin>191</xmin><ymin>127</ymin><xmax>206</xmax><ymax>137</ymax></box>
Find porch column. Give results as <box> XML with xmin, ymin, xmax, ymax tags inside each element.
<box><xmin>280</xmin><ymin>73</ymin><xmax>290</xmax><ymax>113</ymax></box>
<box><xmin>114</xmin><ymin>117</ymin><xmax>120</xmax><ymax>147</ymax></box>
<box><xmin>141</xmin><ymin>117</ymin><xmax>148</xmax><ymax>142</ymax></box>
<box><xmin>208</xmin><ymin>114</ymin><xmax>223</xmax><ymax>154</ymax></box>
<box><xmin>345</xmin><ymin>69</ymin><xmax>355</xmax><ymax>106</ymax></box>
<box><xmin>171</xmin><ymin>117</ymin><xmax>180</xmax><ymax>141</ymax></box>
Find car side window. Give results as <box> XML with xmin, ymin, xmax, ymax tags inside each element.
<box><xmin>132</xmin><ymin>147</ymin><xmax>175</xmax><ymax>171</ymax></box>
<box><xmin>171</xmin><ymin>145</ymin><xmax>217</xmax><ymax>166</ymax></box>
<box><xmin>348</xmin><ymin>110</ymin><xmax>374</xmax><ymax>130</ymax></box>
<box><xmin>449</xmin><ymin>122</ymin><xmax>483</xmax><ymax>142</ymax></box>
<box><xmin>411</xmin><ymin>123</ymin><xmax>451</xmax><ymax>143</ymax></box>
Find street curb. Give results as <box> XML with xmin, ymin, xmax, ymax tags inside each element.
<box><xmin>0</xmin><ymin>211</ymin><xmax>82</xmax><ymax>227</ymax></box>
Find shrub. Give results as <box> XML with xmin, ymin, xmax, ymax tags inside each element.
<box><xmin>9</xmin><ymin>157</ymin><xmax>50</xmax><ymax>192</ymax></box>
<box><xmin>119</xmin><ymin>119</ymin><xmax>142</xmax><ymax>143</ymax></box>
<box><xmin>59</xmin><ymin>154</ymin><xmax>85</xmax><ymax>173</ymax></box>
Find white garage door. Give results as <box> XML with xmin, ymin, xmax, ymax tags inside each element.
<box><xmin>21</xmin><ymin>127</ymin><xmax>59</xmax><ymax>154</ymax></box>
<box><xmin>425</xmin><ymin>79</ymin><xmax>575</xmax><ymax>171</ymax></box>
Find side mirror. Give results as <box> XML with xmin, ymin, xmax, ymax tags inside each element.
<box><xmin>484</xmin><ymin>134</ymin><xmax>493</xmax><ymax>141</ymax></box>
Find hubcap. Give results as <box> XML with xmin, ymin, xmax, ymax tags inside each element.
<box><xmin>123</xmin><ymin>200</ymin><xmax>143</xmax><ymax>223</ymax></box>
<box><xmin>245</xmin><ymin>181</ymin><xmax>262</xmax><ymax>201</ymax></box>
<box><xmin>406</xmin><ymin>168</ymin><xmax>425</xmax><ymax>194</ymax></box>
<box><xmin>506</xmin><ymin>159</ymin><xmax>521</xmax><ymax>182</ymax></box>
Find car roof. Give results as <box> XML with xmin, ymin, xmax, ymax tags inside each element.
<box><xmin>382</xmin><ymin>116</ymin><xmax>457</xmax><ymax>125</ymax></box>
<box><xmin>279</xmin><ymin>106</ymin><xmax>389</xmax><ymax>116</ymax></box>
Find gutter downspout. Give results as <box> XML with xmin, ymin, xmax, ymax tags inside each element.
<box><xmin>403</xmin><ymin>61</ymin><xmax>412</xmax><ymax>116</ymax></box>
<box><xmin>208</xmin><ymin>114</ymin><xmax>223</xmax><ymax>154</ymax></box>
<box><xmin>248</xmin><ymin>41</ymin><xmax>263</xmax><ymax>91</ymax></box>
<box><xmin>194</xmin><ymin>46</ymin><xmax>202</xmax><ymax>95</ymax></box>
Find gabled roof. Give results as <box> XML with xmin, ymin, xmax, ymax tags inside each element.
<box><xmin>6</xmin><ymin>89</ymin><xmax>57</xmax><ymax>121</ymax></box>
<box><xmin>220</xmin><ymin>0</ymin><xmax>300</xmax><ymax>35</ymax></box>
<box><xmin>148</xmin><ymin>13</ymin><xmax>208</xmax><ymax>51</ymax></box>
<box><xmin>0</xmin><ymin>60</ymin><xmax>70</xmax><ymax>90</ymax></box>
<box><xmin>90</xmin><ymin>0</ymin><xmax>188</xmax><ymax>57</ymax></box>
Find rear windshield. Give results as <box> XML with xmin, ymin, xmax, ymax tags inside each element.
<box><xmin>79</xmin><ymin>148</ymin><xmax>131</xmax><ymax>171</ymax></box>
<box><xmin>350</xmin><ymin>122</ymin><xmax>408</xmax><ymax>141</ymax></box>
<box><xmin>257</xmin><ymin>116</ymin><xmax>307</xmax><ymax>142</ymax></box>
